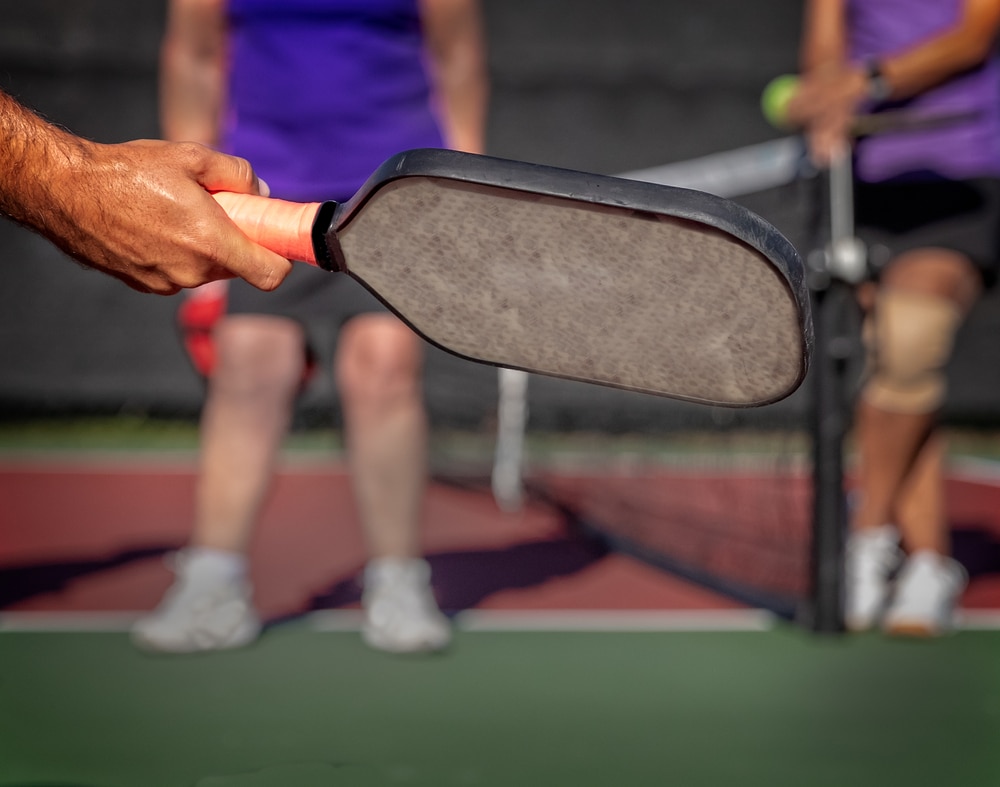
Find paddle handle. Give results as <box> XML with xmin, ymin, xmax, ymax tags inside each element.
<box><xmin>212</xmin><ymin>191</ymin><xmax>321</xmax><ymax>266</ymax></box>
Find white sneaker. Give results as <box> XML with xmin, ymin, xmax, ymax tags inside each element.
<box><xmin>883</xmin><ymin>551</ymin><xmax>967</xmax><ymax>637</ymax></box>
<box><xmin>845</xmin><ymin>525</ymin><xmax>902</xmax><ymax>631</ymax></box>
<box><xmin>362</xmin><ymin>558</ymin><xmax>451</xmax><ymax>654</ymax></box>
<box><xmin>131</xmin><ymin>550</ymin><xmax>261</xmax><ymax>653</ymax></box>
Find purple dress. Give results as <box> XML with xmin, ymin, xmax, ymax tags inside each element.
<box><xmin>223</xmin><ymin>0</ymin><xmax>445</xmax><ymax>203</ymax></box>
<box><xmin>220</xmin><ymin>0</ymin><xmax>448</xmax><ymax>317</ymax></box>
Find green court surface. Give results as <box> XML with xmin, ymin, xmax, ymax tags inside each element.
<box><xmin>3</xmin><ymin>624</ymin><xmax>1000</xmax><ymax>786</ymax></box>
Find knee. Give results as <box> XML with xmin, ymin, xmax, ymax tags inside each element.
<box><xmin>862</xmin><ymin>289</ymin><xmax>962</xmax><ymax>414</ymax></box>
<box><xmin>336</xmin><ymin>318</ymin><xmax>423</xmax><ymax>407</ymax></box>
<box><xmin>211</xmin><ymin>316</ymin><xmax>306</xmax><ymax>398</ymax></box>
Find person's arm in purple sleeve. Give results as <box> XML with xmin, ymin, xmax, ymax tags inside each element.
<box><xmin>789</xmin><ymin>0</ymin><xmax>1000</xmax><ymax>165</ymax></box>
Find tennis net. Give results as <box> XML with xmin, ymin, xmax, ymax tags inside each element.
<box><xmin>478</xmin><ymin>139</ymin><xmax>855</xmax><ymax>629</ymax></box>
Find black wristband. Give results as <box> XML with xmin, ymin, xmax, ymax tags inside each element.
<box><xmin>864</xmin><ymin>60</ymin><xmax>892</xmax><ymax>102</ymax></box>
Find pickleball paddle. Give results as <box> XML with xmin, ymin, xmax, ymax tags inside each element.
<box><xmin>213</xmin><ymin>148</ymin><xmax>811</xmax><ymax>406</ymax></box>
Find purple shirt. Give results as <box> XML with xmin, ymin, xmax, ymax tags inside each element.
<box><xmin>223</xmin><ymin>0</ymin><xmax>445</xmax><ymax>202</ymax></box>
<box><xmin>848</xmin><ymin>0</ymin><xmax>1000</xmax><ymax>181</ymax></box>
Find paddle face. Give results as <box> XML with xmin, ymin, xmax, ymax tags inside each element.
<box><xmin>321</xmin><ymin>149</ymin><xmax>812</xmax><ymax>406</ymax></box>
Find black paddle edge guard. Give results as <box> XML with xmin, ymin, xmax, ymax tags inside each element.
<box><xmin>310</xmin><ymin>200</ymin><xmax>342</xmax><ymax>272</ymax></box>
<box><xmin>312</xmin><ymin>148</ymin><xmax>814</xmax><ymax>406</ymax></box>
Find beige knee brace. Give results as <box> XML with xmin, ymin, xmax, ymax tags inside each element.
<box><xmin>862</xmin><ymin>289</ymin><xmax>962</xmax><ymax>414</ymax></box>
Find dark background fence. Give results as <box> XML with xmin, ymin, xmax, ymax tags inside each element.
<box><xmin>2</xmin><ymin>0</ymin><xmax>999</xmax><ymax>431</ymax></box>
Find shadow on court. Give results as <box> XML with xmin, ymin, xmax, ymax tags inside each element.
<box><xmin>0</xmin><ymin>544</ymin><xmax>178</xmax><ymax>609</ymax></box>
<box><xmin>0</xmin><ymin>530</ymin><xmax>609</xmax><ymax>620</ymax></box>
<box><xmin>953</xmin><ymin>525</ymin><xmax>1000</xmax><ymax>580</ymax></box>
<box><xmin>275</xmin><ymin>533</ymin><xmax>609</xmax><ymax>625</ymax></box>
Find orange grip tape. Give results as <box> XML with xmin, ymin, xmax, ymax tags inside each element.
<box><xmin>213</xmin><ymin>191</ymin><xmax>321</xmax><ymax>266</ymax></box>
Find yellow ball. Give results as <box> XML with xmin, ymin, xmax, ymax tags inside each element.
<box><xmin>761</xmin><ymin>74</ymin><xmax>800</xmax><ymax>129</ymax></box>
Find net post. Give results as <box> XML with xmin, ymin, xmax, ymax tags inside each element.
<box><xmin>803</xmin><ymin>153</ymin><xmax>864</xmax><ymax>634</ymax></box>
<box><xmin>806</xmin><ymin>280</ymin><xmax>853</xmax><ymax>633</ymax></box>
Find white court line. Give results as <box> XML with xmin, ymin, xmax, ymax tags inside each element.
<box><xmin>1</xmin><ymin>609</ymin><xmax>772</xmax><ymax>634</ymax></box>
<box><xmin>6</xmin><ymin>608</ymin><xmax>1000</xmax><ymax>633</ymax></box>
<box><xmin>0</xmin><ymin>611</ymin><xmax>143</xmax><ymax>632</ymax></box>
<box><xmin>949</xmin><ymin>456</ymin><xmax>1000</xmax><ymax>485</ymax></box>
<box><xmin>955</xmin><ymin>610</ymin><xmax>1000</xmax><ymax>630</ymax></box>
<box><xmin>310</xmin><ymin>609</ymin><xmax>778</xmax><ymax>633</ymax></box>
<box><xmin>448</xmin><ymin>609</ymin><xmax>777</xmax><ymax>632</ymax></box>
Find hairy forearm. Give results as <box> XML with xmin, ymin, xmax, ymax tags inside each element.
<box><xmin>0</xmin><ymin>91</ymin><xmax>76</xmax><ymax>225</ymax></box>
<box><xmin>0</xmin><ymin>88</ymin><xmax>291</xmax><ymax>294</ymax></box>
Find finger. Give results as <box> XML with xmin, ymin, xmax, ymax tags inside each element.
<box><xmin>806</xmin><ymin>130</ymin><xmax>834</xmax><ymax>168</ymax></box>
<box><xmin>198</xmin><ymin>149</ymin><xmax>262</xmax><ymax>196</ymax></box>
<box><xmin>221</xmin><ymin>233</ymin><xmax>294</xmax><ymax>291</ymax></box>
<box><xmin>193</xmin><ymin>167</ymin><xmax>290</xmax><ymax>289</ymax></box>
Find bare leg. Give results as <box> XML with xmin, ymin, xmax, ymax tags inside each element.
<box><xmin>335</xmin><ymin>314</ymin><xmax>450</xmax><ymax>653</ymax></box>
<box><xmin>895</xmin><ymin>430</ymin><xmax>949</xmax><ymax>555</ymax></box>
<box><xmin>335</xmin><ymin>314</ymin><xmax>428</xmax><ymax>559</ymax></box>
<box><xmin>845</xmin><ymin>251</ymin><xmax>977</xmax><ymax>633</ymax></box>
<box><xmin>851</xmin><ymin>401</ymin><xmax>933</xmax><ymax>533</ymax></box>
<box><xmin>192</xmin><ymin>315</ymin><xmax>306</xmax><ymax>553</ymax></box>
<box><xmin>851</xmin><ymin>248</ymin><xmax>979</xmax><ymax>550</ymax></box>
<box><xmin>130</xmin><ymin>314</ymin><xmax>305</xmax><ymax>653</ymax></box>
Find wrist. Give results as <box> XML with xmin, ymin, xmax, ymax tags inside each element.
<box><xmin>0</xmin><ymin>97</ymin><xmax>88</xmax><ymax>229</ymax></box>
<box><xmin>862</xmin><ymin>59</ymin><xmax>893</xmax><ymax>103</ymax></box>
<box><xmin>39</xmin><ymin>131</ymin><xmax>100</xmax><ymax>225</ymax></box>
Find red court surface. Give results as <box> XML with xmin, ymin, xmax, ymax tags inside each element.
<box><xmin>4</xmin><ymin>456</ymin><xmax>1000</xmax><ymax>620</ymax></box>
<box><xmin>1</xmin><ymin>458</ymin><xmax>738</xmax><ymax>621</ymax></box>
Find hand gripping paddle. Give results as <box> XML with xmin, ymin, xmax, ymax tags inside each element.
<box><xmin>214</xmin><ymin>148</ymin><xmax>812</xmax><ymax>406</ymax></box>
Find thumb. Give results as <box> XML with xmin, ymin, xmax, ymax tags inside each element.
<box><xmin>199</xmin><ymin>149</ymin><xmax>266</xmax><ymax>197</ymax></box>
